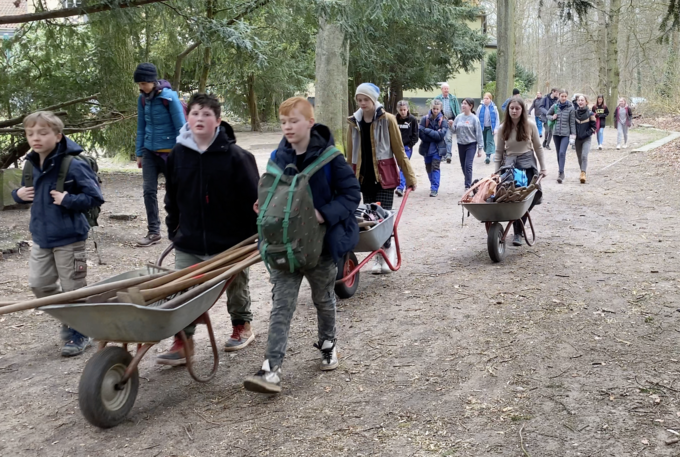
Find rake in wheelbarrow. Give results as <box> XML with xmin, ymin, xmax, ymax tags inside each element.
<box><xmin>334</xmin><ymin>188</ymin><xmax>412</xmax><ymax>298</ymax></box>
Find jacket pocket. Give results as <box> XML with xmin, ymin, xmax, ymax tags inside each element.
<box><xmin>377</xmin><ymin>158</ymin><xmax>400</xmax><ymax>189</ymax></box>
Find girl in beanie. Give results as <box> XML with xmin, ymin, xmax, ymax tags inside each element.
<box><xmin>346</xmin><ymin>83</ymin><xmax>417</xmax><ymax>274</ymax></box>
<box><xmin>133</xmin><ymin>62</ymin><xmax>186</xmax><ymax>247</ymax></box>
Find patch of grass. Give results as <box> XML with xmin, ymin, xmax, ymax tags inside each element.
<box><xmin>441</xmin><ymin>448</ymin><xmax>458</xmax><ymax>456</ymax></box>
<box><xmin>645</xmin><ymin>316</ymin><xmax>654</xmax><ymax>324</ymax></box>
<box><xmin>510</xmin><ymin>415</ymin><xmax>532</xmax><ymax>422</ymax></box>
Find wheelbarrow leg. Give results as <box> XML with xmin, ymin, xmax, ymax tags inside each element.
<box><xmin>519</xmin><ymin>212</ymin><xmax>537</xmax><ymax>246</ymax></box>
<box><xmin>182</xmin><ymin>311</ymin><xmax>219</xmax><ymax>383</ymax></box>
<box><xmin>122</xmin><ymin>343</ymin><xmax>154</xmax><ymax>383</ymax></box>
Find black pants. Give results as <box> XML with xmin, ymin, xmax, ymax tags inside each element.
<box><xmin>513</xmin><ymin>168</ymin><xmax>542</xmax><ymax>235</ymax></box>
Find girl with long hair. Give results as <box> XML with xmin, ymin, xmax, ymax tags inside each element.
<box><xmin>574</xmin><ymin>95</ymin><xmax>597</xmax><ymax>183</ymax></box>
<box><xmin>614</xmin><ymin>97</ymin><xmax>633</xmax><ymax>149</ymax></box>
<box><xmin>593</xmin><ymin>95</ymin><xmax>609</xmax><ymax>150</ymax></box>
<box><xmin>547</xmin><ymin>89</ymin><xmax>575</xmax><ymax>183</ymax></box>
<box><xmin>495</xmin><ymin>96</ymin><xmax>547</xmax><ymax>245</ymax></box>
<box><xmin>418</xmin><ymin>99</ymin><xmax>448</xmax><ymax>197</ymax></box>
<box><xmin>451</xmin><ymin>98</ymin><xmax>484</xmax><ymax>189</ymax></box>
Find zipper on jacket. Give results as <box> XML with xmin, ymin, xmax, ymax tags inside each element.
<box><xmin>199</xmin><ymin>156</ymin><xmax>208</xmax><ymax>255</ymax></box>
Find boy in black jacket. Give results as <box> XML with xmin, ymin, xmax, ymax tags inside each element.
<box><xmin>157</xmin><ymin>94</ymin><xmax>260</xmax><ymax>366</ymax></box>
<box><xmin>243</xmin><ymin>97</ymin><xmax>361</xmax><ymax>394</ymax></box>
<box><xmin>395</xmin><ymin>100</ymin><xmax>418</xmax><ymax>197</ymax></box>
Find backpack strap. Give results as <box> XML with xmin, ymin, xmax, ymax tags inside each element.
<box><xmin>300</xmin><ymin>147</ymin><xmax>341</xmax><ymax>177</ymax></box>
<box><xmin>56</xmin><ymin>155</ymin><xmax>75</xmax><ymax>193</ymax></box>
<box><xmin>22</xmin><ymin>160</ymin><xmax>34</xmax><ymax>188</ymax></box>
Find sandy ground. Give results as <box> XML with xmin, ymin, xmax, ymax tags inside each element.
<box><xmin>0</xmin><ymin>125</ymin><xmax>679</xmax><ymax>456</ymax></box>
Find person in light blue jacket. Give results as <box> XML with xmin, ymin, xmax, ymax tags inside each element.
<box><xmin>133</xmin><ymin>62</ymin><xmax>186</xmax><ymax>247</ymax></box>
<box><xmin>477</xmin><ymin>92</ymin><xmax>499</xmax><ymax>164</ymax></box>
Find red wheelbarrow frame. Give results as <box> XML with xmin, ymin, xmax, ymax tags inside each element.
<box><xmin>337</xmin><ymin>188</ymin><xmax>412</xmax><ymax>285</ymax></box>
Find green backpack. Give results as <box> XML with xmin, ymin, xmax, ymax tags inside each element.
<box><xmin>23</xmin><ymin>154</ymin><xmax>102</xmax><ymax>228</ymax></box>
<box><xmin>257</xmin><ymin>146</ymin><xmax>342</xmax><ymax>273</ymax></box>
<box><xmin>547</xmin><ymin>103</ymin><xmax>560</xmax><ymax>130</ymax></box>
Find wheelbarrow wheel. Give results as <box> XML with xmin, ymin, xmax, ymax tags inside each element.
<box><xmin>487</xmin><ymin>222</ymin><xmax>507</xmax><ymax>263</ymax></box>
<box><xmin>335</xmin><ymin>251</ymin><xmax>359</xmax><ymax>299</ymax></box>
<box><xmin>79</xmin><ymin>346</ymin><xmax>139</xmax><ymax>428</ymax></box>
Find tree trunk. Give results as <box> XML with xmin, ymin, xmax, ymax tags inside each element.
<box><xmin>247</xmin><ymin>74</ymin><xmax>261</xmax><ymax>132</ymax></box>
<box><xmin>496</xmin><ymin>0</ymin><xmax>515</xmax><ymax>114</ymax></box>
<box><xmin>385</xmin><ymin>80</ymin><xmax>403</xmax><ymax>114</ymax></box>
<box><xmin>606</xmin><ymin>0</ymin><xmax>620</xmax><ymax>110</ymax></box>
<box><xmin>596</xmin><ymin>0</ymin><xmax>608</xmax><ymax>96</ymax></box>
<box><xmin>172</xmin><ymin>42</ymin><xmax>200</xmax><ymax>91</ymax></box>
<box><xmin>197</xmin><ymin>0</ymin><xmax>215</xmax><ymax>93</ymax></box>
<box><xmin>315</xmin><ymin>18</ymin><xmax>348</xmax><ymax>150</ymax></box>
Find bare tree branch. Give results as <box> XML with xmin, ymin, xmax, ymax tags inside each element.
<box><xmin>0</xmin><ymin>94</ymin><xmax>100</xmax><ymax>128</ymax></box>
<box><xmin>0</xmin><ymin>0</ymin><xmax>167</xmax><ymax>26</ymax></box>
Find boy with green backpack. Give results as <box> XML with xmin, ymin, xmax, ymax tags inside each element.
<box><xmin>244</xmin><ymin>97</ymin><xmax>361</xmax><ymax>394</ymax></box>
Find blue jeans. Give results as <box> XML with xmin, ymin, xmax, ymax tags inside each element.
<box><xmin>444</xmin><ymin>128</ymin><xmax>453</xmax><ymax>160</ymax></box>
<box><xmin>397</xmin><ymin>146</ymin><xmax>413</xmax><ymax>191</ymax></box>
<box><xmin>142</xmin><ymin>149</ymin><xmax>168</xmax><ymax>234</ymax></box>
<box><xmin>457</xmin><ymin>142</ymin><xmax>477</xmax><ymax>189</ymax></box>
<box><xmin>424</xmin><ymin>153</ymin><xmax>442</xmax><ymax>192</ymax></box>
<box><xmin>535</xmin><ymin>116</ymin><xmax>543</xmax><ymax>136</ymax></box>
<box><xmin>597</xmin><ymin>127</ymin><xmax>604</xmax><ymax>146</ymax></box>
<box><xmin>553</xmin><ymin>135</ymin><xmax>570</xmax><ymax>174</ymax></box>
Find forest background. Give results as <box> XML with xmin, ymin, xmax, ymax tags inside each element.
<box><xmin>0</xmin><ymin>0</ymin><xmax>678</xmax><ymax>165</ymax></box>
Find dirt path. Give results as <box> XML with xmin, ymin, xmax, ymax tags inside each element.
<box><xmin>1</xmin><ymin>126</ymin><xmax>679</xmax><ymax>456</ymax></box>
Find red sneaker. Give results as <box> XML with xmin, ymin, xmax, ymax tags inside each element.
<box><xmin>156</xmin><ymin>336</ymin><xmax>193</xmax><ymax>366</ymax></box>
<box><xmin>224</xmin><ymin>323</ymin><xmax>255</xmax><ymax>352</ymax></box>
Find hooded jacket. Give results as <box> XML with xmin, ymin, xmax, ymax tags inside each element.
<box><xmin>539</xmin><ymin>94</ymin><xmax>558</xmax><ymax>121</ymax></box>
<box><xmin>575</xmin><ymin>107</ymin><xmax>596</xmax><ymax>140</ymax></box>
<box><xmin>12</xmin><ymin>136</ymin><xmax>104</xmax><ymax>249</ymax></box>
<box><xmin>346</xmin><ymin>103</ymin><xmax>416</xmax><ymax>190</ymax></box>
<box><xmin>135</xmin><ymin>81</ymin><xmax>186</xmax><ymax>157</ymax></box>
<box><xmin>164</xmin><ymin>121</ymin><xmax>259</xmax><ymax>256</ymax></box>
<box><xmin>396</xmin><ymin>112</ymin><xmax>419</xmax><ymax>149</ymax></box>
<box><xmin>271</xmin><ymin>124</ymin><xmax>361</xmax><ymax>263</ymax></box>
<box><xmin>418</xmin><ymin>111</ymin><xmax>448</xmax><ymax>157</ymax></box>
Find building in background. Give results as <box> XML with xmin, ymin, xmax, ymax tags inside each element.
<box><xmin>0</xmin><ymin>0</ymin><xmax>27</xmax><ymax>40</ymax></box>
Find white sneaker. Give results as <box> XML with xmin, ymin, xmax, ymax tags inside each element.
<box><xmin>623</xmin><ymin>143</ymin><xmax>628</xmax><ymax>149</ymax></box>
<box><xmin>243</xmin><ymin>359</ymin><xmax>282</xmax><ymax>394</ymax></box>
<box><xmin>382</xmin><ymin>244</ymin><xmax>397</xmax><ymax>274</ymax></box>
<box><xmin>598</xmin><ymin>145</ymin><xmax>602</xmax><ymax>150</ymax></box>
<box><xmin>616</xmin><ymin>144</ymin><xmax>621</xmax><ymax>150</ymax></box>
<box><xmin>315</xmin><ymin>340</ymin><xmax>338</xmax><ymax>371</ymax></box>
<box><xmin>371</xmin><ymin>255</ymin><xmax>384</xmax><ymax>274</ymax></box>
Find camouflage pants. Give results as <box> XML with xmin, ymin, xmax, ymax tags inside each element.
<box><xmin>265</xmin><ymin>254</ymin><xmax>337</xmax><ymax>368</ymax></box>
<box><xmin>175</xmin><ymin>249</ymin><xmax>252</xmax><ymax>337</ymax></box>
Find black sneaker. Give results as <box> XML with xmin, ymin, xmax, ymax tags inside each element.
<box><xmin>61</xmin><ymin>331</ymin><xmax>92</xmax><ymax>357</ymax></box>
<box><xmin>446</xmin><ymin>157</ymin><xmax>452</xmax><ymax>164</ymax></box>
<box><xmin>136</xmin><ymin>232</ymin><xmax>161</xmax><ymax>247</ymax></box>
<box><xmin>244</xmin><ymin>360</ymin><xmax>282</xmax><ymax>394</ymax></box>
<box><xmin>557</xmin><ymin>173</ymin><xmax>564</xmax><ymax>184</ymax></box>
<box><xmin>314</xmin><ymin>340</ymin><xmax>339</xmax><ymax>371</ymax></box>
<box><xmin>429</xmin><ymin>191</ymin><xmax>438</xmax><ymax>197</ymax></box>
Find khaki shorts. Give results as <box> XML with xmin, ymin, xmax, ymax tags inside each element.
<box><xmin>28</xmin><ymin>241</ymin><xmax>87</xmax><ymax>298</ymax></box>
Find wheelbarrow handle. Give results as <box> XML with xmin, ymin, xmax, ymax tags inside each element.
<box><xmin>156</xmin><ymin>243</ymin><xmax>175</xmax><ymax>267</ymax></box>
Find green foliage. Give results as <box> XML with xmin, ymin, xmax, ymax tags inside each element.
<box><xmin>484</xmin><ymin>52</ymin><xmax>537</xmax><ymax>92</ymax></box>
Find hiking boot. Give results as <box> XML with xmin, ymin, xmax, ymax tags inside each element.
<box><xmin>156</xmin><ymin>336</ymin><xmax>193</xmax><ymax>366</ymax></box>
<box><xmin>371</xmin><ymin>255</ymin><xmax>384</xmax><ymax>274</ymax></box>
<box><xmin>61</xmin><ymin>331</ymin><xmax>92</xmax><ymax>357</ymax></box>
<box><xmin>224</xmin><ymin>322</ymin><xmax>255</xmax><ymax>352</ymax></box>
<box><xmin>557</xmin><ymin>173</ymin><xmax>564</xmax><ymax>184</ymax></box>
<box><xmin>314</xmin><ymin>339</ymin><xmax>339</xmax><ymax>371</ymax></box>
<box><xmin>616</xmin><ymin>144</ymin><xmax>621</xmax><ymax>150</ymax></box>
<box><xmin>512</xmin><ymin>234</ymin><xmax>523</xmax><ymax>246</ymax></box>
<box><xmin>485</xmin><ymin>157</ymin><xmax>490</xmax><ymax>164</ymax></box>
<box><xmin>395</xmin><ymin>188</ymin><xmax>404</xmax><ymax>197</ymax></box>
<box><xmin>580</xmin><ymin>171</ymin><xmax>586</xmax><ymax>184</ymax></box>
<box><xmin>382</xmin><ymin>244</ymin><xmax>397</xmax><ymax>273</ymax></box>
<box><xmin>244</xmin><ymin>360</ymin><xmax>282</xmax><ymax>394</ymax></box>
<box><xmin>429</xmin><ymin>190</ymin><xmax>438</xmax><ymax>197</ymax></box>
<box><xmin>137</xmin><ymin>232</ymin><xmax>161</xmax><ymax>247</ymax></box>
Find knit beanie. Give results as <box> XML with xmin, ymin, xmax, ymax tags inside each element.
<box><xmin>133</xmin><ymin>63</ymin><xmax>158</xmax><ymax>83</ymax></box>
<box><xmin>355</xmin><ymin>83</ymin><xmax>380</xmax><ymax>105</ymax></box>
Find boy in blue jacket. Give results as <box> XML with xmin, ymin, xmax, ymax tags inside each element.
<box><xmin>133</xmin><ymin>63</ymin><xmax>186</xmax><ymax>247</ymax></box>
<box><xmin>244</xmin><ymin>97</ymin><xmax>361</xmax><ymax>394</ymax></box>
<box><xmin>12</xmin><ymin>111</ymin><xmax>104</xmax><ymax>357</ymax></box>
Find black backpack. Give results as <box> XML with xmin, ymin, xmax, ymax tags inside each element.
<box><xmin>23</xmin><ymin>154</ymin><xmax>102</xmax><ymax>228</ymax></box>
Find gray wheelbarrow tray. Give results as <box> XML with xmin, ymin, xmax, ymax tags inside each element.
<box><xmin>459</xmin><ymin>190</ymin><xmax>537</xmax><ymax>222</ymax></box>
<box><xmin>41</xmin><ymin>267</ymin><xmax>226</xmax><ymax>344</ymax></box>
<box><xmin>354</xmin><ymin>209</ymin><xmax>396</xmax><ymax>252</ymax></box>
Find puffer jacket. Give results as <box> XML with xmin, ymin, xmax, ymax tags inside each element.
<box><xmin>12</xmin><ymin>136</ymin><xmax>104</xmax><ymax>249</ymax></box>
<box><xmin>347</xmin><ymin>103</ymin><xmax>417</xmax><ymax>190</ymax></box>
<box><xmin>548</xmin><ymin>102</ymin><xmax>576</xmax><ymax>137</ymax></box>
<box><xmin>477</xmin><ymin>102</ymin><xmax>499</xmax><ymax>132</ymax></box>
<box><xmin>135</xmin><ymin>82</ymin><xmax>186</xmax><ymax>156</ymax></box>
<box><xmin>272</xmin><ymin>124</ymin><xmax>361</xmax><ymax>263</ymax></box>
<box><xmin>418</xmin><ymin>111</ymin><xmax>448</xmax><ymax>157</ymax></box>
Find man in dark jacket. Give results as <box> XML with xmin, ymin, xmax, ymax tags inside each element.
<box><xmin>529</xmin><ymin>92</ymin><xmax>544</xmax><ymax>137</ymax></box>
<box><xmin>395</xmin><ymin>100</ymin><xmax>418</xmax><ymax>197</ymax></box>
<box><xmin>12</xmin><ymin>111</ymin><xmax>104</xmax><ymax>357</ymax></box>
<box><xmin>244</xmin><ymin>97</ymin><xmax>361</xmax><ymax>394</ymax></box>
<box><xmin>541</xmin><ymin>88</ymin><xmax>559</xmax><ymax>149</ymax></box>
<box><xmin>157</xmin><ymin>93</ymin><xmax>260</xmax><ymax>366</ymax></box>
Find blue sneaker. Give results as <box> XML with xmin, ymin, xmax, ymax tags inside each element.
<box><xmin>61</xmin><ymin>330</ymin><xmax>92</xmax><ymax>357</ymax></box>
